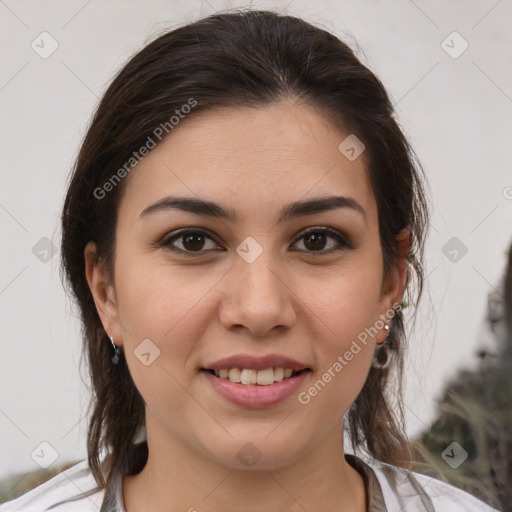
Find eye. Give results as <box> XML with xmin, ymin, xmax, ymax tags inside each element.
<box><xmin>158</xmin><ymin>227</ymin><xmax>353</xmax><ymax>256</ymax></box>
<box><xmin>160</xmin><ymin>229</ymin><xmax>221</xmax><ymax>255</ymax></box>
<box><xmin>291</xmin><ymin>227</ymin><xmax>353</xmax><ymax>254</ymax></box>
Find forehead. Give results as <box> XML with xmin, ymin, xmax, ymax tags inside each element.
<box><xmin>119</xmin><ymin>100</ymin><xmax>377</xmax><ymax>225</ymax></box>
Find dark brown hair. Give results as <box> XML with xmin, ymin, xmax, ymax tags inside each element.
<box><xmin>60</xmin><ymin>9</ymin><xmax>429</xmax><ymax>494</ymax></box>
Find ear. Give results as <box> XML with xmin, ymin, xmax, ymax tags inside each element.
<box><xmin>375</xmin><ymin>228</ymin><xmax>410</xmax><ymax>344</ymax></box>
<box><xmin>84</xmin><ymin>241</ymin><xmax>124</xmax><ymax>346</ymax></box>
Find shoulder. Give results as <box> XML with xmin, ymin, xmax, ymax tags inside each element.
<box><xmin>0</xmin><ymin>460</ymin><xmax>105</xmax><ymax>512</ymax></box>
<box><xmin>368</xmin><ymin>458</ymin><xmax>501</xmax><ymax>511</ymax></box>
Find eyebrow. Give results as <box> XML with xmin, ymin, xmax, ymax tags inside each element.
<box><xmin>139</xmin><ymin>195</ymin><xmax>367</xmax><ymax>224</ymax></box>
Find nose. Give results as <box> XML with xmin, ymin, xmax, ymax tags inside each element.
<box><xmin>218</xmin><ymin>250</ymin><xmax>297</xmax><ymax>338</ymax></box>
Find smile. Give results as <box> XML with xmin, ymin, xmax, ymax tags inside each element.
<box><xmin>201</xmin><ymin>368</ymin><xmax>311</xmax><ymax>408</ymax></box>
<box><xmin>210</xmin><ymin>367</ymin><xmax>301</xmax><ymax>385</ymax></box>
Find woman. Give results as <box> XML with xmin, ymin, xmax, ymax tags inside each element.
<box><xmin>0</xmin><ymin>9</ymin><xmax>500</xmax><ymax>512</ymax></box>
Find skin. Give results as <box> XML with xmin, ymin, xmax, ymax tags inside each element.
<box><xmin>85</xmin><ymin>98</ymin><xmax>409</xmax><ymax>512</ymax></box>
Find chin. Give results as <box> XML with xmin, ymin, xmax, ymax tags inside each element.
<box><xmin>200</xmin><ymin>434</ymin><xmax>310</xmax><ymax>471</ymax></box>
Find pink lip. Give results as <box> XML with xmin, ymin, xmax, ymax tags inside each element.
<box><xmin>202</xmin><ymin>369</ymin><xmax>310</xmax><ymax>408</ymax></box>
<box><xmin>203</xmin><ymin>354</ymin><xmax>310</xmax><ymax>372</ymax></box>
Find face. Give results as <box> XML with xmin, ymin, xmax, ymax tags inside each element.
<box><xmin>86</xmin><ymin>99</ymin><xmax>407</xmax><ymax>470</ymax></box>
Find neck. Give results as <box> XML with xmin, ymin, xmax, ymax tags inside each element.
<box><xmin>122</xmin><ymin>416</ymin><xmax>366</xmax><ymax>512</ymax></box>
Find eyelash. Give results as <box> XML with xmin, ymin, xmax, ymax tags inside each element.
<box><xmin>158</xmin><ymin>227</ymin><xmax>354</xmax><ymax>257</ymax></box>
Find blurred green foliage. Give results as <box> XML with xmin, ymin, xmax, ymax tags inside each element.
<box><xmin>0</xmin><ymin>460</ymin><xmax>80</xmax><ymax>504</ymax></box>
<box><xmin>412</xmin><ymin>243</ymin><xmax>512</xmax><ymax>511</ymax></box>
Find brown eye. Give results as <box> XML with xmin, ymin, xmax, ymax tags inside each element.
<box><xmin>159</xmin><ymin>227</ymin><xmax>353</xmax><ymax>257</ymax></box>
<box><xmin>303</xmin><ymin>232</ymin><xmax>328</xmax><ymax>251</ymax></box>
<box><xmin>292</xmin><ymin>228</ymin><xmax>352</xmax><ymax>254</ymax></box>
<box><xmin>181</xmin><ymin>233</ymin><xmax>207</xmax><ymax>251</ymax></box>
<box><xmin>161</xmin><ymin>230</ymin><xmax>221</xmax><ymax>254</ymax></box>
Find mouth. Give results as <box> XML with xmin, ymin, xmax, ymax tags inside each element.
<box><xmin>200</xmin><ymin>354</ymin><xmax>312</xmax><ymax>407</ymax></box>
<box><xmin>201</xmin><ymin>367</ymin><xmax>311</xmax><ymax>408</ymax></box>
<box><xmin>201</xmin><ymin>367</ymin><xmax>311</xmax><ymax>386</ymax></box>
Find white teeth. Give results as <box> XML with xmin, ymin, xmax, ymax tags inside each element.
<box><xmin>256</xmin><ymin>368</ymin><xmax>274</xmax><ymax>386</ymax></box>
<box><xmin>240</xmin><ymin>369</ymin><xmax>257</xmax><ymax>385</ymax></box>
<box><xmin>212</xmin><ymin>367</ymin><xmax>300</xmax><ymax>385</ymax></box>
<box><xmin>228</xmin><ymin>368</ymin><xmax>241</xmax><ymax>382</ymax></box>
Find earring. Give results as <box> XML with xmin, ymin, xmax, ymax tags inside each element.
<box><xmin>372</xmin><ymin>343</ymin><xmax>391</xmax><ymax>369</ymax></box>
<box><xmin>372</xmin><ymin>324</ymin><xmax>391</xmax><ymax>369</ymax></box>
<box><xmin>109</xmin><ymin>336</ymin><xmax>122</xmax><ymax>365</ymax></box>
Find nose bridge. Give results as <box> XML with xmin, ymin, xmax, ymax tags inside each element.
<box><xmin>239</xmin><ymin>251</ymin><xmax>282</xmax><ymax>301</ymax></box>
<box><xmin>238</xmin><ymin>240</ymin><xmax>287</xmax><ymax>303</ymax></box>
<box><xmin>220</xmin><ymin>240</ymin><xmax>296</xmax><ymax>335</ymax></box>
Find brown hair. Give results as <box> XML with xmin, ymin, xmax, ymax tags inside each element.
<box><xmin>60</xmin><ymin>9</ymin><xmax>429</xmax><ymax>494</ymax></box>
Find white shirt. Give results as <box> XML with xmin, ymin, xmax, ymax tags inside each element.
<box><xmin>0</xmin><ymin>455</ymin><xmax>501</xmax><ymax>511</ymax></box>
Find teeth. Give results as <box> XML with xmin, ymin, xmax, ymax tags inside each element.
<box><xmin>256</xmin><ymin>368</ymin><xmax>274</xmax><ymax>385</ymax></box>
<box><xmin>228</xmin><ymin>368</ymin><xmax>241</xmax><ymax>382</ymax></box>
<box><xmin>212</xmin><ymin>367</ymin><xmax>300</xmax><ymax>385</ymax></box>
<box><xmin>274</xmin><ymin>367</ymin><xmax>284</xmax><ymax>382</ymax></box>
<box><xmin>240</xmin><ymin>369</ymin><xmax>257</xmax><ymax>385</ymax></box>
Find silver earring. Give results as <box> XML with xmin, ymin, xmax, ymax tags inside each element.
<box><xmin>109</xmin><ymin>336</ymin><xmax>121</xmax><ymax>365</ymax></box>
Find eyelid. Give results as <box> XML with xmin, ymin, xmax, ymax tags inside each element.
<box><xmin>291</xmin><ymin>226</ymin><xmax>354</xmax><ymax>252</ymax></box>
<box><xmin>159</xmin><ymin>228</ymin><xmax>222</xmax><ymax>254</ymax></box>
<box><xmin>158</xmin><ymin>226</ymin><xmax>354</xmax><ymax>255</ymax></box>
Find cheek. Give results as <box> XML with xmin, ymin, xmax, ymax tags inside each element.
<box><xmin>115</xmin><ymin>250</ymin><xmax>211</xmax><ymax>337</ymax></box>
<box><xmin>112</xmin><ymin>257</ymin><xmax>210</xmax><ymax>419</ymax></box>
<box><xmin>113</xmin><ymin>253</ymin><xmax>222</xmax><ymax>392</ymax></box>
<box><xmin>302</xmin><ymin>259</ymin><xmax>383</xmax><ymax>345</ymax></box>
<box><xmin>298</xmin><ymin>263</ymin><xmax>382</xmax><ymax>407</ymax></box>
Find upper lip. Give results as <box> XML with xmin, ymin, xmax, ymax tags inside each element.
<box><xmin>203</xmin><ymin>354</ymin><xmax>310</xmax><ymax>372</ymax></box>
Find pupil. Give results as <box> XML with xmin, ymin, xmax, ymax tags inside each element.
<box><xmin>304</xmin><ymin>232</ymin><xmax>326</xmax><ymax>251</ymax></box>
<box><xmin>183</xmin><ymin>233</ymin><xmax>204</xmax><ymax>251</ymax></box>
<box><xmin>181</xmin><ymin>232</ymin><xmax>328</xmax><ymax>252</ymax></box>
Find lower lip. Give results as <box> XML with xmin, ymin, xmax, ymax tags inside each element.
<box><xmin>201</xmin><ymin>370</ymin><xmax>310</xmax><ymax>408</ymax></box>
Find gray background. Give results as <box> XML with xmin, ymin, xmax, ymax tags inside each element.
<box><xmin>1</xmin><ymin>0</ymin><xmax>511</xmax><ymax>479</ymax></box>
